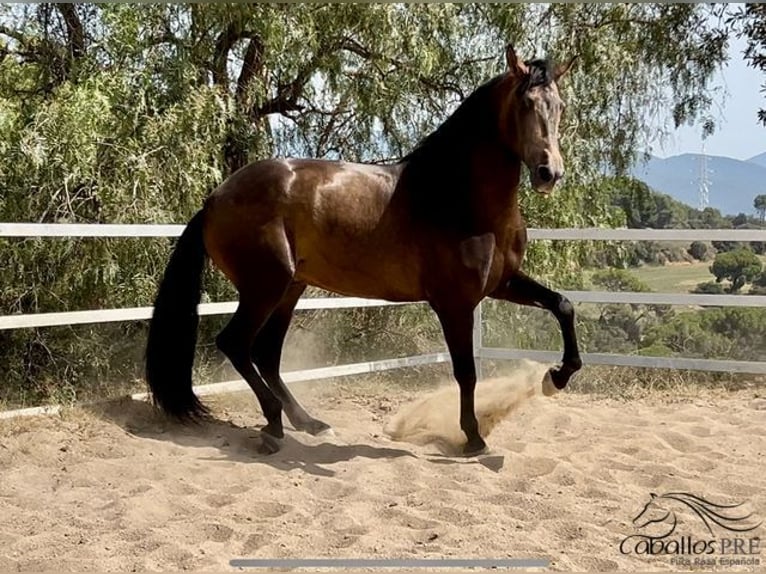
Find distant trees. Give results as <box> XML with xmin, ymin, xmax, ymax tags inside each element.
<box><xmin>732</xmin><ymin>212</ymin><xmax>749</xmax><ymax>226</ymax></box>
<box><xmin>591</xmin><ymin>269</ymin><xmax>651</xmax><ymax>293</ymax></box>
<box><xmin>692</xmin><ymin>281</ymin><xmax>726</xmax><ymax>294</ymax></box>
<box><xmin>609</xmin><ymin>177</ymin><xmax>692</xmax><ymax>229</ymax></box>
<box><xmin>688</xmin><ymin>241</ymin><xmax>713</xmax><ymax>261</ymax></box>
<box><xmin>755</xmin><ymin>194</ymin><xmax>766</xmax><ymax>222</ymax></box>
<box><xmin>751</xmin><ymin>272</ymin><xmax>766</xmax><ymax>295</ymax></box>
<box><xmin>709</xmin><ymin>248</ymin><xmax>763</xmax><ymax>292</ymax></box>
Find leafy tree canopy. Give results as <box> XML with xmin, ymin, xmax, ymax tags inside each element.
<box><xmin>0</xmin><ymin>3</ymin><xmax>741</xmax><ymax>405</ymax></box>
<box><xmin>732</xmin><ymin>3</ymin><xmax>766</xmax><ymax>125</ymax></box>
<box><xmin>709</xmin><ymin>248</ymin><xmax>763</xmax><ymax>292</ymax></box>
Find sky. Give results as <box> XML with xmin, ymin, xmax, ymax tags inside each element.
<box><xmin>654</xmin><ymin>33</ymin><xmax>764</xmax><ymax>161</ymax></box>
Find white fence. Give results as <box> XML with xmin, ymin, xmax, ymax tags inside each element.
<box><xmin>1</xmin><ymin>223</ymin><xmax>766</xmax><ymax>418</ymax></box>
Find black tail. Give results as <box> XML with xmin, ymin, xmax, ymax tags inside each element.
<box><xmin>145</xmin><ymin>209</ymin><xmax>209</xmax><ymax>419</ymax></box>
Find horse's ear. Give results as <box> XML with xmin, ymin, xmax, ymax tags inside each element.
<box><xmin>505</xmin><ymin>43</ymin><xmax>528</xmax><ymax>77</ymax></box>
<box><xmin>554</xmin><ymin>55</ymin><xmax>578</xmax><ymax>82</ymax></box>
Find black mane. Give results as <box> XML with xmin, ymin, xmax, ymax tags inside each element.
<box><xmin>396</xmin><ymin>57</ymin><xmax>553</xmax><ymax>229</ymax></box>
<box><xmin>399</xmin><ymin>74</ymin><xmax>503</xmax><ymax>167</ymax></box>
<box><xmin>399</xmin><ymin>58</ymin><xmax>553</xmax><ymax>170</ymax></box>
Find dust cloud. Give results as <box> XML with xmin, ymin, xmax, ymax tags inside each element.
<box><xmin>383</xmin><ymin>360</ymin><xmax>551</xmax><ymax>454</ymax></box>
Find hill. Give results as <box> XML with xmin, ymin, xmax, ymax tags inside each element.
<box><xmin>747</xmin><ymin>151</ymin><xmax>766</xmax><ymax>169</ymax></box>
<box><xmin>631</xmin><ymin>153</ymin><xmax>766</xmax><ymax>216</ymax></box>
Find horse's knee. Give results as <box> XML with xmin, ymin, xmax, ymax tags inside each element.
<box><xmin>557</xmin><ymin>295</ymin><xmax>574</xmax><ymax>319</ymax></box>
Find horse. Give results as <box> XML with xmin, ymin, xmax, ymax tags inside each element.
<box><xmin>145</xmin><ymin>43</ymin><xmax>582</xmax><ymax>456</ymax></box>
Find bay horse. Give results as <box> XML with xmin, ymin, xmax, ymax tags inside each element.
<box><xmin>145</xmin><ymin>44</ymin><xmax>582</xmax><ymax>456</ymax></box>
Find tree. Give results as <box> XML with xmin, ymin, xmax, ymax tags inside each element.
<box><xmin>733</xmin><ymin>4</ymin><xmax>766</xmax><ymax>125</ymax></box>
<box><xmin>732</xmin><ymin>212</ymin><xmax>749</xmax><ymax>227</ymax></box>
<box><xmin>709</xmin><ymin>248</ymin><xmax>763</xmax><ymax>292</ymax></box>
<box><xmin>755</xmin><ymin>194</ymin><xmax>766</xmax><ymax>222</ymax></box>
<box><xmin>692</xmin><ymin>281</ymin><xmax>725</xmax><ymax>294</ymax></box>
<box><xmin>751</xmin><ymin>272</ymin><xmax>766</xmax><ymax>295</ymax></box>
<box><xmin>689</xmin><ymin>241</ymin><xmax>712</xmax><ymax>261</ymax></box>
<box><xmin>591</xmin><ymin>269</ymin><xmax>651</xmax><ymax>293</ymax></box>
<box><xmin>0</xmin><ymin>3</ymin><xmax>735</xmax><ymax>406</ymax></box>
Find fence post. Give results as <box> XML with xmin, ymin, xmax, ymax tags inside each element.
<box><xmin>473</xmin><ymin>302</ymin><xmax>483</xmax><ymax>381</ymax></box>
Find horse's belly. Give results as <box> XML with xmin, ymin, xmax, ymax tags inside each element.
<box><xmin>294</xmin><ymin>239</ymin><xmax>423</xmax><ymax>302</ymax></box>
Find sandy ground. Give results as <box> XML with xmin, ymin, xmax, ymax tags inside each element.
<box><xmin>1</xmin><ymin>364</ymin><xmax>765</xmax><ymax>573</ymax></box>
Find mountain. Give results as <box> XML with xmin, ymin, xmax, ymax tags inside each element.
<box><xmin>747</xmin><ymin>151</ymin><xmax>766</xmax><ymax>169</ymax></box>
<box><xmin>630</xmin><ymin>153</ymin><xmax>766</xmax><ymax>215</ymax></box>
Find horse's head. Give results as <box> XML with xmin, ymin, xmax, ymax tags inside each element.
<box><xmin>498</xmin><ymin>44</ymin><xmax>575</xmax><ymax>194</ymax></box>
<box><xmin>633</xmin><ymin>493</ymin><xmax>673</xmax><ymax>529</ymax></box>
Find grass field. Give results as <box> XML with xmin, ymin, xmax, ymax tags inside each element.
<box><xmin>629</xmin><ymin>255</ymin><xmax>766</xmax><ymax>293</ymax></box>
<box><xmin>630</xmin><ymin>261</ymin><xmax>714</xmax><ymax>293</ymax></box>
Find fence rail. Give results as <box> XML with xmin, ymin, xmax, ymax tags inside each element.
<box><xmin>4</xmin><ymin>290</ymin><xmax>765</xmax><ymax>331</ymax></box>
<box><xmin>2</xmin><ymin>224</ymin><xmax>766</xmax><ymax>418</ymax></box>
<box><xmin>3</xmin><ymin>223</ymin><xmax>766</xmax><ymax>241</ymax></box>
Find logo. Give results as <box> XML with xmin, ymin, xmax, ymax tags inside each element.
<box><xmin>619</xmin><ymin>492</ymin><xmax>762</xmax><ymax>568</ymax></box>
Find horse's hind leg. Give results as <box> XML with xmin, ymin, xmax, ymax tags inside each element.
<box><xmin>216</xmin><ymin>273</ymin><xmax>291</xmax><ymax>453</ymax></box>
<box><xmin>251</xmin><ymin>282</ymin><xmax>331</xmax><ymax>436</ymax></box>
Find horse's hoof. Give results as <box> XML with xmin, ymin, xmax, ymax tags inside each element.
<box><xmin>542</xmin><ymin>370</ymin><xmax>559</xmax><ymax>396</ymax></box>
<box><xmin>543</xmin><ymin>366</ymin><xmax>574</xmax><ymax>395</ymax></box>
<box><xmin>258</xmin><ymin>432</ymin><xmax>282</xmax><ymax>455</ymax></box>
<box><xmin>295</xmin><ymin>418</ymin><xmax>332</xmax><ymax>437</ymax></box>
<box><xmin>462</xmin><ymin>438</ymin><xmax>488</xmax><ymax>457</ymax></box>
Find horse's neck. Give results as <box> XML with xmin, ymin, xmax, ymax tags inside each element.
<box><xmin>398</xmin><ymin>140</ymin><xmax>522</xmax><ymax>234</ymax></box>
<box><xmin>466</xmin><ymin>144</ymin><xmax>523</xmax><ymax>231</ymax></box>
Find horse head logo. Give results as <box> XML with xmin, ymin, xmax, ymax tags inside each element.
<box><xmin>633</xmin><ymin>492</ymin><xmax>762</xmax><ymax>539</ymax></box>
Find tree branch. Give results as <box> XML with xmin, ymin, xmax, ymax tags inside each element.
<box><xmin>56</xmin><ymin>4</ymin><xmax>85</xmax><ymax>61</ymax></box>
<box><xmin>212</xmin><ymin>22</ymin><xmax>253</xmax><ymax>87</ymax></box>
<box><xmin>236</xmin><ymin>35</ymin><xmax>264</xmax><ymax>104</ymax></box>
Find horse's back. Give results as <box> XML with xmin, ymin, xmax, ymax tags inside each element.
<box><xmin>202</xmin><ymin>157</ymin><xmax>424</xmax><ymax>300</ymax></box>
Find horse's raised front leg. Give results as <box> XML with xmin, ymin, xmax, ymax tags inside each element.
<box><xmin>489</xmin><ymin>271</ymin><xmax>582</xmax><ymax>393</ymax></box>
<box><xmin>432</xmin><ymin>304</ymin><xmax>487</xmax><ymax>456</ymax></box>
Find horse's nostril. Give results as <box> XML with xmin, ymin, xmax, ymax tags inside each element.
<box><xmin>537</xmin><ymin>165</ymin><xmax>553</xmax><ymax>183</ymax></box>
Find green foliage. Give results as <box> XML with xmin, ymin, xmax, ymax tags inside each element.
<box><xmin>755</xmin><ymin>194</ymin><xmax>766</xmax><ymax>223</ymax></box>
<box><xmin>751</xmin><ymin>271</ymin><xmax>766</xmax><ymax>295</ymax></box>
<box><xmin>692</xmin><ymin>281</ymin><xmax>726</xmax><ymax>295</ymax></box>
<box><xmin>709</xmin><ymin>248</ymin><xmax>763</xmax><ymax>292</ymax></box>
<box><xmin>0</xmin><ymin>4</ymin><xmax>737</xmax><ymax>406</ymax></box>
<box><xmin>609</xmin><ymin>176</ymin><xmax>694</xmax><ymax>229</ymax></box>
<box><xmin>733</xmin><ymin>4</ymin><xmax>766</xmax><ymax>125</ymax></box>
<box><xmin>591</xmin><ymin>268</ymin><xmax>651</xmax><ymax>293</ymax></box>
<box><xmin>688</xmin><ymin>241</ymin><xmax>713</xmax><ymax>261</ymax></box>
<box><xmin>643</xmin><ymin>308</ymin><xmax>766</xmax><ymax>361</ymax></box>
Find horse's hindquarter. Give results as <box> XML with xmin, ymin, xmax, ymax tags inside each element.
<box><xmin>286</xmin><ymin>160</ymin><xmax>424</xmax><ymax>300</ymax></box>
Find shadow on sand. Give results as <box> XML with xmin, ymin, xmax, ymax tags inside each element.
<box><xmin>85</xmin><ymin>396</ymin><xmax>417</xmax><ymax>477</ymax></box>
<box><xmin>84</xmin><ymin>396</ymin><xmax>504</xmax><ymax>476</ymax></box>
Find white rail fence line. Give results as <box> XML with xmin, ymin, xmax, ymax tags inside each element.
<box><xmin>478</xmin><ymin>348</ymin><xmax>766</xmax><ymax>375</ymax></box>
<box><xmin>3</xmin><ymin>223</ymin><xmax>766</xmax><ymax>241</ymax></box>
<box><xmin>2</xmin><ymin>224</ymin><xmax>766</xmax><ymax>419</ymax></box>
<box><xmin>0</xmin><ymin>352</ymin><xmax>452</xmax><ymax>421</ymax></box>
<box><xmin>0</xmin><ymin>298</ymin><xmax>411</xmax><ymax>330</ymax></box>
<box><xmin>4</xmin><ymin>291</ymin><xmax>766</xmax><ymax>331</ymax></box>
